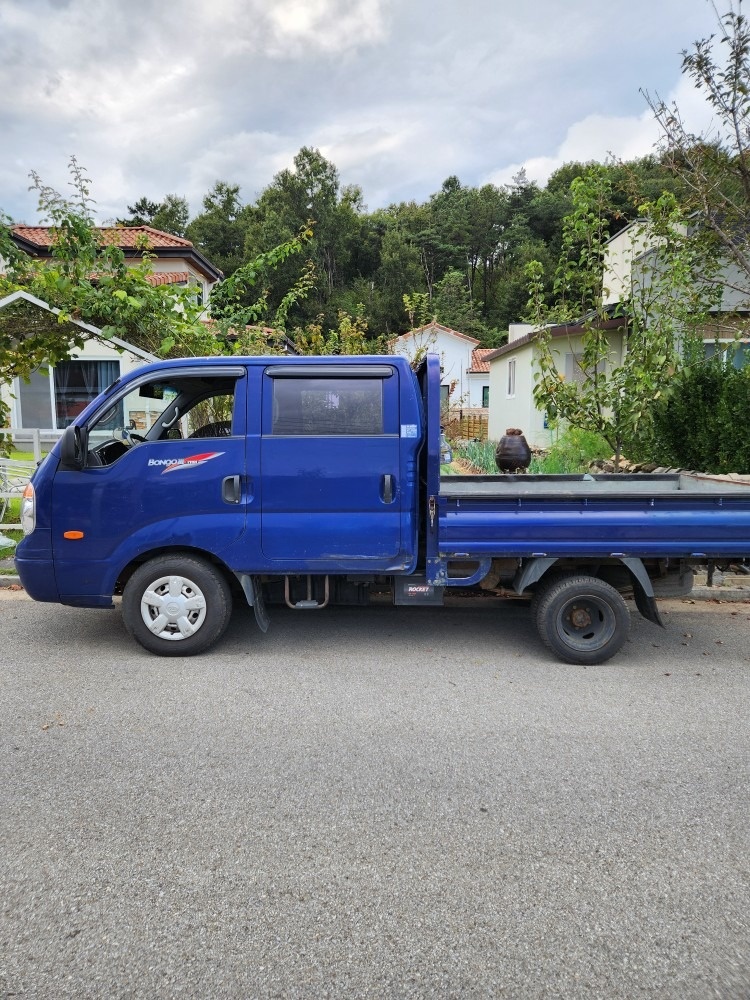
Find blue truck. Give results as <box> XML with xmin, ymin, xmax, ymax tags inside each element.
<box><xmin>14</xmin><ymin>353</ymin><xmax>750</xmax><ymax>664</ymax></box>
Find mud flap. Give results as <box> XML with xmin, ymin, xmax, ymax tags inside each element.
<box><xmin>620</xmin><ymin>557</ymin><xmax>664</xmax><ymax>628</ymax></box>
<box><xmin>237</xmin><ymin>573</ymin><xmax>270</xmax><ymax>633</ymax></box>
<box><xmin>512</xmin><ymin>556</ymin><xmax>559</xmax><ymax>595</ymax></box>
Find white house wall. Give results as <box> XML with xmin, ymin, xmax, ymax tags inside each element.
<box><xmin>488</xmin><ymin>331</ymin><xmax>625</xmax><ymax>449</ymax></box>
<box><xmin>488</xmin><ymin>344</ymin><xmax>550</xmax><ymax>447</ymax></box>
<box><xmin>466</xmin><ymin>372</ymin><xmax>489</xmax><ymax>409</ymax></box>
<box><xmin>392</xmin><ymin>327</ymin><xmax>484</xmax><ymax>408</ymax></box>
<box><xmin>603</xmin><ymin>220</ymin><xmax>688</xmax><ymax>306</ymax></box>
<box><xmin>603</xmin><ymin>223</ymin><xmax>651</xmax><ymax>305</ymax></box>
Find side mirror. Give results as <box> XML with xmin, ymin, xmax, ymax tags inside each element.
<box><xmin>59</xmin><ymin>424</ymin><xmax>87</xmax><ymax>470</ymax></box>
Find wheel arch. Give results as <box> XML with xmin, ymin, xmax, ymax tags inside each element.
<box><xmin>516</xmin><ymin>555</ymin><xmax>664</xmax><ymax>627</ymax></box>
<box><xmin>114</xmin><ymin>545</ymin><xmax>238</xmax><ymax>596</ymax></box>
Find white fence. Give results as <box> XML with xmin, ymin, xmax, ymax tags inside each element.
<box><xmin>0</xmin><ymin>457</ymin><xmax>36</xmax><ymax>528</ymax></box>
<box><xmin>8</xmin><ymin>428</ymin><xmax>65</xmax><ymax>462</ymax></box>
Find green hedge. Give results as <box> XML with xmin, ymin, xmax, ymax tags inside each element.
<box><xmin>652</xmin><ymin>346</ymin><xmax>750</xmax><ymax>473</ymax></box>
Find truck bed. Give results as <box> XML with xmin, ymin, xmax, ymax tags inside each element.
<box><xmin>437</xmin><ymin>473</ymin><xmax>750</xmax><ymax>561</ymax></box>
<box><xmin>440</xmin><ymin>473</ymin><xmax>750</xmax><ymax>497</ymax></box>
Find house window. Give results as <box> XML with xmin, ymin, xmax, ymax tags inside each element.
<box><xmin>565</xmin><ymin>353</ymin><xmax>586</xmax><ymax>386</ymax></box>
<box><xmin>704</xmin><ymin>341</ymin><xmax>749</xmax><ymax>368</ymax></box>
<box><xmin>482</xmin><ymin>385</ymin><xmax>490</xmax><ymax>408</ymax></box>
<box><xmin>17</xmin><ymin>359</ymin><xmax>120</xmax><ymax>430</ymax></box>
<box><xmin>17</xmin><ymin>369</ymin><xmax>55</xmax><ymax>430</ymax></box>
<box><xmin>54</xmin><ymin>360</ymin><xmax>120</xmax><ymax>427</ymax></box>
<box><xmin>565</xmin><ymin>353</ymin><xmax>604</xmax><ymax>386</ymax></box>
<box><xmin>506</xmin><ymin>359</ymin><xmax>516</xmax><ymax>398</ymax></box>
<box><xmin>440</xmin><ymin>384</ymin><xmax>450</xmax><ymax>409</ymax></box>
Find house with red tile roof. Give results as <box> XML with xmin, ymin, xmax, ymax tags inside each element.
<box><xmin>1</xmin><ymin>227</ymin><xmax>224</xmax><ymax>448</ymax></box>
<box><xmin>391</xmin><ymin>322</ymin><xmax>491</xmax><ymax>411</ymax></box>
<box><xmin>10</xmin><ymin>225</ymin><xmax>223</xmax><ymax>307</ymax></box>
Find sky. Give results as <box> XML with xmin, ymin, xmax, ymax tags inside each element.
<box><xmin>0</xmin><ymin>0</ymin><xmax>724</xmax><ymax>226</ymax></box>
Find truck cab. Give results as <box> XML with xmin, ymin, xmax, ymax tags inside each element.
<box><xmin>16</xmin><ymin>355</ymin><xmax>426</xmax><ymax>648</ymax></box>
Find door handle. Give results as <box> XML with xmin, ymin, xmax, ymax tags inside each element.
<box><xmin>382</xmin><ymin>473</ymin><xmax>394</xmax><ymax>504</ymax></box>
<box><xmin>222</xmin><ymin>475</ymin><xmax>241</xmax><ymax>504</ymax></box>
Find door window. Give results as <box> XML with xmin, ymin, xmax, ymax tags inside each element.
<box><xmin>271</xmin><ymin>377</ymin><xmax>384</xmax><ymax>436</ymax></box>
<box><xmin>86</xmin><ymin>373</ymin><xmax>242</xmax><ymax>465</ymax></box>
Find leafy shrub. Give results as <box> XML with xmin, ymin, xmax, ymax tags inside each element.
<box><xmin>530</xmin><ymin>428</ymin><xmax>611</xmax><ymax>474</ymax></box>
<box><xmin>652</xmin><ymin>345</ymin><xmax>750</xmax><ymax>473</ymax></box>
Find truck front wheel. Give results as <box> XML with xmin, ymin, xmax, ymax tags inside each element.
<box><xmin>534</xmin><ymin>574</ymin><xmax>629</xmax><ymax>665</ymax></box>
<box><xmin>122</xmin><ymin>555</ymin><xmax>232</xmax><ymax>656</ymax></box>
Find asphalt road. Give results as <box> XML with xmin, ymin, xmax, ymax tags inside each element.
<box><xmin>1</xmin><ymin>595</ymin><xmax>748</xmax><ymax>1000</ymax></box>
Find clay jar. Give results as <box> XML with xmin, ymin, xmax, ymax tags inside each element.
<box><xmin>495</xmin><ymin>428</ymin><xmax>531</xmax><ymax>473</ymax></box>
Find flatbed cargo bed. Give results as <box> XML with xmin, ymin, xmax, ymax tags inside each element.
<box><xmin>439</xmin><ymin>473</ymin><xmax>750</xmax><ymax>497</ymax></box>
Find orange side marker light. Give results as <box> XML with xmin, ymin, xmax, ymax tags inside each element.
<box><xmin>63</xmin><ymin>531</ymin><xmax>85</xmax><ymax>540</ymax></box>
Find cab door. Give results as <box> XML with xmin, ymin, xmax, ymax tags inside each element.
<box><xmin>51</xmin><ymin>367</ymin><xmax>248</xmax><ymax>601</ymax></box>
<box><xmin>259</xmin><ymin>364</ymin><xmax>407</xmax><ymax>571</ymax></box>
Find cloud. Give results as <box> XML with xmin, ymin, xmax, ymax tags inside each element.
<box><xmin>483</xmin><ymin>75</ymin><xmax>719</xmax><ymax>190</ymax></box>
<box><xmin>266</xmin><ymin>0</ymin><xmax>388</xmax><ymax>56</ymax></box>
<box><xmin>0</xmin><ymin>0</ymin><xmax>726</xmax><ymax>224</ymax></box>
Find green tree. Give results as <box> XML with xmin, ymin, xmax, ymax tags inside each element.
<box><xmin>644</xmin><ymin>2</ymin><xmax>750</xmax><ymax>314</ymax></box>
<box><xmin>291</xmin><ymin>307</ymin><xmax>389</xmax><ymax>356</ymax></box>
<box><xmin>186</xmin><ymin>181</ymin><xmax>251</xmax><ymax>276</ymax></box>
<box><xmin>118</xmin><ymin>196</ymin><xmax>161</xmax><ymax>226</ymax></box>
<box><xmin>0</xmin><ymin>219</ymin><xmax>89</xmax><ymax>453</ymax></box>
<box><xmin>244</xmin><ymin>148</ymin><xmax>368</xmax><ymax>325</ymax></box>
<box><xmin>527</xmin><ymin>167</ymin><xmax>719</xmax><ymax>467</ymax></box>
<box><xmin>152</xmin><ymin>195</ymin><xmax>190</xmax><ymax>237</ymax></box>
<box><xmin>432</xmin><ymin>269</ymin><xmax>488</xmax><ymax>337</ymax></box>
<box><xmin>118</xmin><ymin>194</ymin><xmax>190</xmax><ymax>236</ymax></box>
<box><xmin>369</xmin><ymin>203</ymin><xmax>431</xmax><ymax>332</ymax></box>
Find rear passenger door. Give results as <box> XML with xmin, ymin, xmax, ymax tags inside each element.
<box><xmin>259</xmin><ymin>364</ymin><xmax>407</xmax><ymax>571</ymax></box>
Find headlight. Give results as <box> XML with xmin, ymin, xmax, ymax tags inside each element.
<box><xmin>20</xmin><ymin>483</ymin><xmax>36</xmax><ymax>535</ymax></box>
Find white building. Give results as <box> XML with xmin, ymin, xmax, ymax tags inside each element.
<box><xmin>0</xmin><ymin>291</ymin><xmax>158</xmax><ymax>453</ymax></box>
<box><xmin>486</xmin><ymin>319</ymin><xmax>627</xmax><ymax>449</ymax></box>
<box><xmin>391</xmin><ymin>322</ymin><xmax>491</xmax><ymax>411</ymax></box>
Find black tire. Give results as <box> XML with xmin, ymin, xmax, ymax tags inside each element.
<box><xmin>122</xmin><ymin>555</ymin><xmax>232</xmax><ymax>656</ymax></box>
<box><xmin>528</xmin><ymin>570</ymin><xmax>571</xmax><ymax>619</ymax></box>
<box><xmin>534</xmin><ymin>574</ymin><xmax>630</xmax><ymax>665</ymax></box>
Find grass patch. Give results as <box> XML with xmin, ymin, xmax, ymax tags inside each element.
<box><xmin>1</xmin><ymin>497</ymin><xmax>22</xmax><ymax>564</ymax></box>
<box><xmin>0</xmin><ymin>520</ymin><xmax>21</xmax><ymax>565</ymax></box>
<box><xmin>531</xmin><ymin>429</ymin><xmax>611</xmax><ymax>474</ymax></box>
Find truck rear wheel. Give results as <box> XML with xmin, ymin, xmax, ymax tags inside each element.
<box><xmin>534</xmin><ymin>574</ymin><xmax>629</xmax><ymax>665</ymax></box>
<box><xmin>122</xmin><ymin>555</ymin><xmax>232</xmax><ymax>656</ymax></box>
